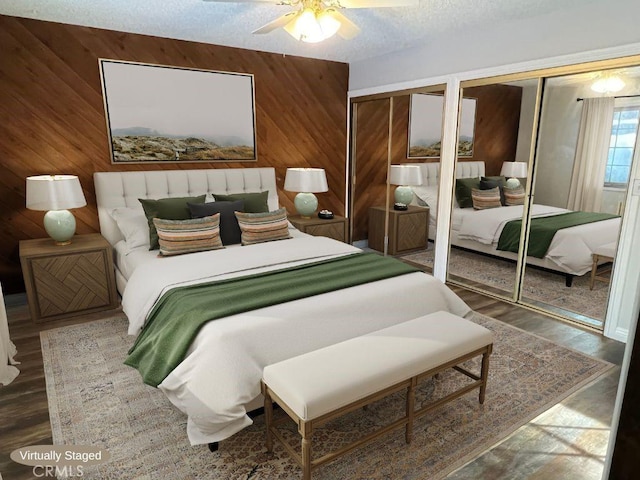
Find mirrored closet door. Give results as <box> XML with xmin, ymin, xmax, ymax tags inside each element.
<box><xmin>447</xmin><ymin>62</ymin><xmax>640</xmax><ymax>330</ymax></box>
<box><xmin>520</xmin><ymin>67</ymin><xmax>640</xmax><ymax>329</ymax></box>
<box><xmin>447</xmin><ymin>79</ymin><xmax>539</xmax><ymax>302</ymax></box>
<box><xmin>350</xmin><ymin>85</ymin><xmax>447</xmax><ymax>270</ymax></box>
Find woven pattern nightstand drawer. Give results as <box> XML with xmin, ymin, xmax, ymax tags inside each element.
<box><xmin>289</xmin><ymin>215</ymin><xmax>347</xmax><ymax>242</ymax></box>
<box><xmin>20</xmin><ymin>233</ymin><xmax>118</xmax><ymax>322</ymax></box>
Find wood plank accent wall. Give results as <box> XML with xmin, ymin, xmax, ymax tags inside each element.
<box><xmin>350</xmin><ymin>85</ymin><xmax>522</xmax><ymax>241</ymax></box>
<box><xmin>0</xmin><ymin>15</ymin><xmax>348</xmax><ymax>294</ymax></box>
<box><xmin>463</xmin><ymin>84</ymin><xmax>523</xmax><ymax>175</ymax></box>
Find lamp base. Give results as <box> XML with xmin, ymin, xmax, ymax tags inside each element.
<box><xmin>43</xmin><ymin>209</ymin><xmax>76</xmax><ymax>245</ymax></box>
<box><xmin>505</xmin><ymin>177</ymin><xmax>522</xmax><ymax>189</ymax></box>
<box><xmin>294</xmin><ymin>192</ymin><xmax>318</xmax><ymax>218</ymax></box>
<box><xmin>394</xmin><ymin>185</ymin><xmax>414</xmax><ymax>207</ymax></box>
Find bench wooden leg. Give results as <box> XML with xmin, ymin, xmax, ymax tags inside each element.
<box><xmin>301</xmin><ymin>423</ymin><xmax>312</xmax><ymax>480</ymax></box>
<box><xmin>479</xmin><ymin>348</ymin><xmax>492</xmax><ymax>404</ymax></box>
<box><xmin>405</xmin><ymin>379</ymin><xmax>416</xmax><ymax>444</ymax></box>
<box><xmin>590</xmin><ymin>254</ymin><xmax>599</xmax><ymax>290</ymax></box>
<box><xmin>263</xmin><ymin>385</ymin><xmax>274</xmax><ymax>453</ymax></box>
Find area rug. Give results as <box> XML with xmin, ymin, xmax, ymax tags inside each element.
<box><xmin>400</xmin><ymin>247</ymin><xmax>610</xmax><ymax>321</ymax></box>
<box><xmin>41</xmin><ymin>314</ymin><xmax>612</xmax><ymax>479</ymax></box>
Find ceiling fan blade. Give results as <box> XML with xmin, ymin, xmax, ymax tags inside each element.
<box><xmin>327</xmin><ymin>10</ymin><xmax>361</xmax><ymax>39</ymax></box>
<box><xmin>333</xmin><ymin>0</ymin><xmax>419</xmax><ymax>8</ymax></box>
<box><xmin>252</xmin><ymin>12</ymin><xmax>299</xmax><ymax>34</ymax></box>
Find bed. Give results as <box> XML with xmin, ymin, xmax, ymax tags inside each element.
<box><xmin>409</xmin><ymin>161</ymin><xmax>621</xmax><ymax>284</ymax></box>
<box><xmin>94</xmin><ymin>167</ymin><xmax>471</xmax><ymax>446</ymax></box>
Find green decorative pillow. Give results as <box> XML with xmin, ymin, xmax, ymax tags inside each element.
<box><xmin>213</xmin><ymin>191</ymin><xmax>269</xmax><ymax>213</ymax></box>
<box><xmin>235</xmin><ymin>208</ymin><xmax>291</xmax><ymax>245</ymax></box>
<box><xmin>471</xmin><ymin>187</ymin><xmax>502</xmax><ymax>210</ymax></box>
<box><xmin>455</xmin><ymin>178</ymin><xmax>481</xmax><ymax>208</ymax></box>
<box><xmin>504</xmin><ymin>186</ymin><xmax>525</xmax><ymax>206</ymax></box>
<box><xmin>153</xmin><ymin>214</ymin><xmax>223</xmax><ymax>256</ymax></box>
<box><xmin>139</xmin><ymin>195</ymin><xmax>206</xmax><ymax>250</ymax></box>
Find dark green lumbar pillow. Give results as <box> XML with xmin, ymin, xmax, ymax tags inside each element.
<box><xmin>213</xmin><ymin>191</ymin><xmax>269</xmax><ymax>213</ymax></box>
<box><xmin>139</xmin><ymin>195</ymin><xmax>206</xmax><ymax>250</ymax></box>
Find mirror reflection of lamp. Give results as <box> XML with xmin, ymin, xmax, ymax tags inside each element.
<box><xmin>26</xmin><ymin>175</ymin><xmax>87</xmax><ymax>245</ymax></box>
<box><xmin>500</xmin><ymin>162</ymin><xmax>528</xmax><ymax>189</ymax></box>
<box><xmin>284</xmin><ymin>168</ymin><xmax>329</xmax><ymax>218</ymax></box>
<box><xmin>389</xmin><ymin>165</ymin><xmax>422</xmax><ymax>210</ymax></box>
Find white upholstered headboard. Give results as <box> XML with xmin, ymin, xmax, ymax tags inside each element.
<box><xmin>94</xmin><ymin>168</ymin><xmax>279</xmax><ymax>246</ymax></box>
<box><xmin>403</xmin><ymin>161</ymin><xmax>486</xmax><ymax>187</ymax></box>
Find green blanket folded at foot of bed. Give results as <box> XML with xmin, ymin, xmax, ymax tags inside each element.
<box><xmin>125</xmin><ymin>252</ymin><xmax>420</xmax><ymax>387</ymax></box>
<box><xmin>497</xmin><ymin>211</ymin><xmax>618</xmax><ymax>258</ymax></box>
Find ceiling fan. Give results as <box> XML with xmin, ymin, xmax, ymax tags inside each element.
<box><xmin>203</xmin><ymin>0</ymin><xmax>419</xmax><ymax>43</ymax></box>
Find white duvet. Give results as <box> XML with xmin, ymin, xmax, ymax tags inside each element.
<box><xmin>456</xmin><ymin>204</ymin><xmax>620</xmax><ymax>275</ymax></box>
<box><xmin>122</xmin><ymin>235</ymin><xmax>470</xmax><ymax>445</ymax></box>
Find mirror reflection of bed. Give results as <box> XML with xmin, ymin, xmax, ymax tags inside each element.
<box><xmin>399</xmin><ymin>67</ymin><xmax>640</xmax><ymax>330</ymax></box>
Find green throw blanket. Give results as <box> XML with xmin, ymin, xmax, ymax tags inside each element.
<box><xmin>497</xmin><ymin>211</ymin><xmax>618</xmax><ymax>258</ymax></box>
<box><xmin>125</xmin><ymin>252</ymin><xmax>419</xmax><ymax>387</ymax></box>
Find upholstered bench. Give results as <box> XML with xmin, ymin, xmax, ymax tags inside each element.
<box><xmin>261</xmin><ymin>311</ymin><xmax>494</xmax><ymax>479</ymax></box>
<box><xmin>590</xmin><ymin>242</ymin><xmax>616</xmax><ymax>290</ymax></box>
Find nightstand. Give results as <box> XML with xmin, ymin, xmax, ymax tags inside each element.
<box><xmin>19</xmin><ymin>233</ymin><xmax>119</xmax><ymax>323</ymax></box>
<box><xmin>289</xmin><ymin>215</ymin><xmax>348</xmax><ymax>242</ymax></box>
<box><xmin>368</xmin><ymin>205</ymin><xmax>429</xmax><ymax>255</ymax></box>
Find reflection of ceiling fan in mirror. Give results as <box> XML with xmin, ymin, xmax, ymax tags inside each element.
<box><xmin>203</xmin><ymin>0</ymin><xmax>419</xmax><ymax>43</ymax></box>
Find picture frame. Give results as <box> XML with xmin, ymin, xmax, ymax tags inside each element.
<box><xmin>407</xmin><ymin>93</ymin><xmax>477</xmax><ymax>158</ymax></box>
<box><xmin>99</xmin><ymin>59</ymin><xmax>257</xmax><ymax>164</ymax></box>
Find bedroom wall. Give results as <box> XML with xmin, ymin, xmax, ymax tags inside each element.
<box><xmin>0</xmin><ymin>15</ymin><xmax>349</xmax><ymax>294</ymax></box>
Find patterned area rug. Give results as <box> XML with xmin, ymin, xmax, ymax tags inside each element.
<box><xmin>41</xmin><ymin>314</ymin><xmax>612</xmax><ymax>479</ymax></box>
<box><xmin>400</xmin><ymin>247</ymin><xmax>610</xmax><ymax>321</ymax></box>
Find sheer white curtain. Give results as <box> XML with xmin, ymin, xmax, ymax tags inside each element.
<box><xmin>0</xmin><ymin>282</ymin><xmax>20</xmax><ymax>385</ymax></box>
<box><xmin>567</xmin><ymin>97</ymin><xmax>615</xmax><ymax>212</ymax></box>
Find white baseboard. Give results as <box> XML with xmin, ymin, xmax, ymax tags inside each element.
<box><xmin>609</xmin><ymin>326</ymin><xmax>629</xmax><ymax>343</ymax></box>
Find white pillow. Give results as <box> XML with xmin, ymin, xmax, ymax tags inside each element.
<box><xmin>109</xmin><ymin>207</ymin><xmax>150</xmax><ymax>253</ymax></box>
<box><xmin>412</xmin><ymin>186</ymin><xmax>438</xmax><ymax>209</ymax></box>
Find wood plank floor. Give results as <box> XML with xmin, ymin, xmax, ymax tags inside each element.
<box><xmin>0</xmin><ymin>287</ymin><xmax>625</xmax><ymax>479</ymax></box>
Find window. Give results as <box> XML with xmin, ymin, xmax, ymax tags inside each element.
<box><xmin>605</xmin><ymin>106</ymin><xmax>640</xmax><ymax>187</ymax></box>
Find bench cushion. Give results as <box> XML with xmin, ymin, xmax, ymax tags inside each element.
<box><xmin>262</xmin><ymin>311</ymin><xmax>493</xmax><ymax>421</ymax></box>
<box><xmin>593</xmin><ymin>242</ymin><xmax>616</xmax><ymax>259</ymax></box>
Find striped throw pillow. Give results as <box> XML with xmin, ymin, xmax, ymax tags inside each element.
<box><xmin>504</xmin><ymin>186</ymin><xmax>525</xmax><ymax>206</ymax></box>
<box><xmin>153</xmin><ymin>214</ymin><xmax>223</xmax><ymax>256</ymax></box>
<box><xmin>471</xmin><ymin>187</ymin><xmax>501</xmax><ymax>210</ymax></box>
<box><xmin>235</xmin><ymin>208</ymin><xmax>291</xmax><ymax>246</ymax></box>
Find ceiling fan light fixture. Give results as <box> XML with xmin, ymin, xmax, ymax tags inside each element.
<box><xmin>317</xmin><ymin>10</ymin><xmax>341</xmax><ymax>38</ymax></box>
<box><xmin>284</xmin><ymin>7</ymin><xmax>341</xmax><ymax>43</ymax></box>
<box><xmin>591</xmin><ymin>75</ymin><xmax>625</xmax><ymax>94</ymax></box>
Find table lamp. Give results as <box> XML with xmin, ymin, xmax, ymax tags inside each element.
<box><xmin>389</xmin><ymin>165</ymin><xmax>422</xmax><ymax>209</ymax></box>
<box><xmin>284</xmin><ymin>168</ymin><xmax>329</xmax><ymax>218</ymax></box>
<box><xmin>26</xmin><ymin>175</ymin><xmax>87</xmax><ymax>245</ymax></box>
<box><xmin>500</xmin><ymin>162</ymin><xmax>528</xmax><ymax>189</ymax></box>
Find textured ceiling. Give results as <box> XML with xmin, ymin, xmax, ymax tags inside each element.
<box><xmin>0</xmin><ymin>0</ymin><xmax>602</xmax><ymax>64</ymax></box>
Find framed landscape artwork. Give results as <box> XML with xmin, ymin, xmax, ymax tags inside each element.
<box><xmin>99</xmin><ymin>59</ymin><xmax>257</xmax><ymax>163</ymax></box>
<box><xmin>408</xmin><ymin>93</ymin><xmax>477</xmax><ymax>158</ymax></box>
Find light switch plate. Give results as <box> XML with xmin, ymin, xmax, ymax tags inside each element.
<box><xmin>633</xmin><ymin>178</ymin><xmax>640</xmax><ymax>196</ymax></box>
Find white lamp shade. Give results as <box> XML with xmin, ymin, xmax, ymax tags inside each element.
<box><xmin>500</xmin><ymin>162</ymin><xmax>528</xmax><ymax>179</ymax></box>
<box><xmin>26</xmin><ymin>175</ymin><xmax>87</xmax><ymax>211</ymax></box>
<box><xmin>284</xmin><ymin>168</ymin><xmax>329</xmax><ymax>193</ymax></box>
<box><xmin>389</xmin><ymin>165</ymin><xmax>422</xmax><ymax>186</ymax></box>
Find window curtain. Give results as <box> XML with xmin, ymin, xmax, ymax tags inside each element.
<box><xmin>0</xmin><ymin>282</ymin><xmax>20</xmax><ymax>386</ymax></box>
<box><xmin>567</xmin><ymin>97</ymin><xmax>615</xmax><ymax>212</ymax></box>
